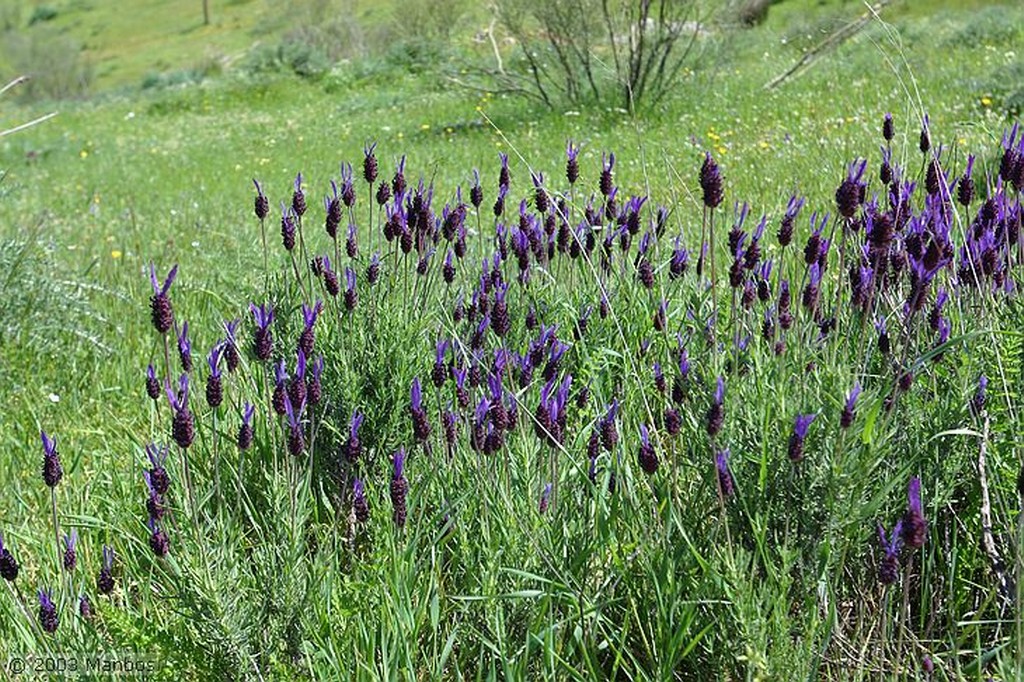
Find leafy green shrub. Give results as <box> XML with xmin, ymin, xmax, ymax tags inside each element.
<box><xmin>27</xmin><ymin>4</ymin><xmax>57</xmax><ymax>25</ymax></box>
<box><xmin>944</xmin><ymin>5</ymin><xmax>1022</xmax><ymax>48</ymax></box>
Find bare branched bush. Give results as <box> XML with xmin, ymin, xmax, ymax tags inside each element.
<box><xmin>0</xmin><ymin>27</ymin><xmax>93</xmax><ymax>101</ymax></box>
<box><xmin>474</xmin><ymin>0</ymin><xmax>714</xmax><ymax>111</ymax></box>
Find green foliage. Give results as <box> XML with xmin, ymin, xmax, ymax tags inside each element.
<box><xmin>27</xmin><ymin>5</ymin><xmax>58</xmax><ymax>26</ymax></box>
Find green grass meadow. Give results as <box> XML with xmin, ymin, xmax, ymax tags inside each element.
<box><xmin>1</xmin><ymin>0</ymin><xmax>1024</xmax><ymax>678</ymax></box>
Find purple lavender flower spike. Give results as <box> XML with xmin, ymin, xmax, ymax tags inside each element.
<box><xmin>344</xmin><ymin>267</ymin><xmax>358</xmax><ymax>310</ymax></box>
<box><xmin>957</xmin><ymin>154</ymin><xmax>975</xmax><ymax>206</ymax></box>
<box><xmin>253</xmin><ymin>179</ymin><xmax>269</xmax><ymax>220</ymax></box>
<box><xmin>877</xmin><ymin>520</ymin><xmax>902</xmax><ymax>585</ymax></box>
<box><xmin>706</xmin><ymin>376</ymin><xmax>725</xmax><ymax>438</ymax></box>
<box><xmin>638</xmin><ymin>424</ymin><xmax>659</xmax><ymax>474</ymax></box>
<box><xmin>0</xmin><ymin>532</ymin><xmax>19</xmax><ymax>581</ymax></box>
<box><xmin>146</xmin><ymin>363</ymin><xmax>161</xmax><ymax>400</ymax></box>
<box><xmin>62</xmin><ymin>529</ymin><xmax>78</xmax><ymax>572</ymax></box>
<box><xmin>38</xmin><ymin>588</ymin><xmax>58</xmax><ymax>633</ymax></box>
<box><xmin>699</xmin><ymin>152</ymin><xmax>724</xmax><ymax>209</ymax></box>
<box><xmin>97</xmin><ymin>545</ymin><xmax>115</xmax><ymax>594</ymax></box>
<box><xmin>716</xmin><ymin>448</ymin><xmax>734</xmax><ymax>497</ymax></box>
<box><xmin>971</xmin><ymin>374</ymin><xmax>988</xmax><ymax>415</ymax></box>
<box><xmin>176</xmin><ymin>320</ymin><xmax>192</xmax><ymax>372</ymax></box>
<box><xmin>223</xmin><ymin>318</ymin><xmax>241</xmax><ymax>372</ymax></box>
<box><xmin>284</xmin><ymin>392</ymin><xmax>306</xmax><ymax>456</ymax></box>
<box><xmin>345</xmin><ymin>411</ymin><xmax>365</xmax><ymax>463</ymax></box>
<box><xmin>280</xmin><ymin>203</ymin><xmax>297</xmax><ymax>251</ymax></box>
<box><xmin>167</xmin><ymin>374</ymin><xmax>195</xmax><ymax>449</ymax></box>
<box><xmin>882</xmin><ymin>112</ymin><xmax>894</xmax><ymax>142</ymax></box>
<box><xmin>600</xmin><ymin>152</ymin><xmax>616</xmax><ymax>196</ymax></box>
<box><xmin>237</xmin><ymin>402</ymin><xmax>255</xmax><ymax>451</ymax></box>
<box><xmin>205</xmin><ymin>342</ymin><xmax>224</xmax><ymax>408</ymax></box>
<box><xmin>840</xmin><ymin>383</ymin><xmax>862</xmax><ymax>429</ymax></box>
<box><xmin>902</xmin><ymin>477</ymin><xmax>927</xmax><ymax>548</ymax></box>
<box><xmin>391</xmin><ymin>447</ymin><xmax>408</xmax><ymax>528</ymax></box>
<box><xmin>298</xmin><ymin>301</ymin><xmax>322</xmax><ymax>357</ymax></box>
<box><xmin>250</xmin><ymin>303</ymin><xmax>274</xmax><ymax>361</ymax></box>
<box><xmin>788</xmin><ymin>413</ymin><xmax>816</xmax><ymax>462</ymax></box>
<box><xmin>41</xmin><ymin>430</ymin><xmax>63</xmax><ymax>487</ymax></box>
<box><xmin>292</xmin><ymin>172</ymin><xmax>307</xmax><ymax>217</ymax></box>
<box><xmin>149</xmin><ymin>263</ymin><xmax>178</xmax><ymax>334</ymax></box>
<box><xmin>367</xmin><ymin>251</ymin><xmax>381</xmax><ymax>285</ymax></box>
<box><xmin>836</xmin><ymin>159</ymin><xmax>867</xmax><ymax>219</ymax></box>
<box><xmin>307</xmin><ymin>354</ymin><xmax>324</xmax><ymax>406</ymax></box>
<box><xmin>363</xmin><ymin>141</ymin><xmax>378</xmax><ymax>184</ymax></box>
<box><xmin>148</xmin><ymin>518</ymin><xmax>169</xmax><ymax>557</ymax></box>
<box><xmin>353</xmin><ymin>478</ymin><xmax>370</xmax><ymax>522</ymax></box>
<box><xmin>410</xmin><ymin>378</ymin><xmax>431</xmax><ymax>442</ymax></box>
<box><xmin>566</xmin><ymin>140</ymin><xmax>580</xmax><ymax>185</ymax></box>
<box><xmin>539</xmin><ymin>482</ymin><xmax>553</xmax><ymax>514</ymax></box>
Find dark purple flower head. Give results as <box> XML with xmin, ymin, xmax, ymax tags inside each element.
<box><xmin>149</xmin><ymin>263</ymin><xmax>178</xmax><ymax>334</ymax></box>
<box><xmin>223</xmin><ymin>318</ymin><xmax>241</xmax><ymax>372</ymax></box>
<box><xmin>250</xmin><ymin>302</ymin><xmax>274</xmax><ymax>361</ymax></box>
<box><xmin>877</xmin><ymin>520</ymin><xmax>903</xmax><ymax>585</ymax></box>
<box><xmin>972</xmin><ymin>374</ymin><xmax>988</xmax><ymax>415</ymax></box>
<box><xmin>292</xmin><ymin>172</ymin><xmax>307</xmax><ymax>216</ymax></box>
<box><xmin>145</xmin><ymin>442</ymin><xmax>170</xmax><ymax>492</ymax></box>
<box><xmin>38</xmin><ymin>588</ymin><xmax>58</xmax><ymax>633</ymax></box>
<box><xmin>145</xmin><ymin>363</ymin><xmax>161</xmax><ymax>400</ymax></box>
<box><xmin>367</xmin><ymin>251</ymin><xmax>381</xmax><ymax>286</ymax></box>
<box><xmin>363</xmin><ymin>141</ymin><xmax>378</xmax><ymax>184</ymax></box>
<box><xmin>41</xmin><ymin>429</ymin><xmax>63</xmax><ymax>487</ymax></box>
<box><xmin>63</xmin><ymin>529</ymin><xmax>78</xmax><ymax>571</ymax></box>
<box><xmin>353</xmin><ymin>477</ymin><xmax>370</xmax><ymax>522</ymax></box>
<box><xmin>841</xmin><ymin>382</ymin><xmax>862</xmax><ymax>429</ymax></box>
<box><xmin>237</xmin><ymin>402</ymin><xmax>255</xmax><ymax>451</ymax></box>
<box><xmin>882</xmin><ymin>112</ymin><xmax>894</xmax><ymax>142</ymax></box>
<box><xmin>637</xmin><ymin>424</ymin><xmax>659</xmax><ymax>474</ymax></box>
<box><xmin>345</xmin><ymin>410</ymin><xmax>365</xmax><ymax>462</ymax></box>
<box><xmin>600</xmin><ymin>152</ymin><xmax>616</xmax><ymax>196</ymax></box>
<box><xmin>410</xmin><ymin>378</ymin><xmax>431</xmax><ymax>442</ymax></box>
<box><xmin>700</xmin><ymin>152</ymin><xmax>724</xmax><ymax>209</ymax></box>
<box><xmin>167</xmin><ymin>374</ymin><xmax>195</xmax><ymax>449</ymax></box>
<box><xmin>391</xmin><ymin>447</ymin><xmax>408</xmax><ymax>527</ymax></box>
<box><xmin>148</xmin><ymin>518</ymin><xmax>169</xmax><ymax>557</ymax></box>
<box><xmin>793</xmin><ymin>413</ymin><xmax>816</xmax><ymax>440</ymax></box>
<box><xmin>206</xmin><ymin>342</ymin><xmax>224</xmax><ymax>380</ymax></box>
<box><xmin>539</xmin><ymin>482</ymin><xmax>553</xmax><ymax>514</ymax></box>
<box><xmin>716</xmin><ymin>448</ymin><xmax>733</xmax><ymax>497</ymax></box>
<box><xmin>176</xmin><ymin>321</ymin><xmax>193</xmax><ymax>372</ymax></box>
<box><xmin>97</xmin><ymin>544</ymin><xmax>115</xmax><ymax>594</ymax></box>
<box><xmin>902</xmin><ymin>476</ymin><xmax>927</xmax><ymax>548</ymax></box>
<box><xmin>919</xmin><ymin>114</ymin><xmax>931</xmax><ymax>154</ymax></box>
<box><xmin>836</xmin><ymin>159</ymin><xmax>867</xmax><ymax>219</ymax></box>
<box><xmin>301</xmin><ymin>300</ymin><xmax>322</xmax><ymax>332</ymax></box>
<box><xmin>0</xmin><ymin>532</ymin><xmax>18</xmax><ymax>582</ymax></box>
<box><xmin>280</xmin><ymin>203</ymin><xmax>297</xmax><ymax>251</ymax></box>
<box><xmin>957</xmin><ymin>154</ymin><xmax>976</xmax><ymax>207</ymax></box>
<box><xmin>253</xmin><ymin>178</ymin><xmax>269</xmax><ymax>220</ymax></box>
<box><xmin>566</xmin><ymin>140</ymin><xmax>580</xmax><ymax>184</ymax></box>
